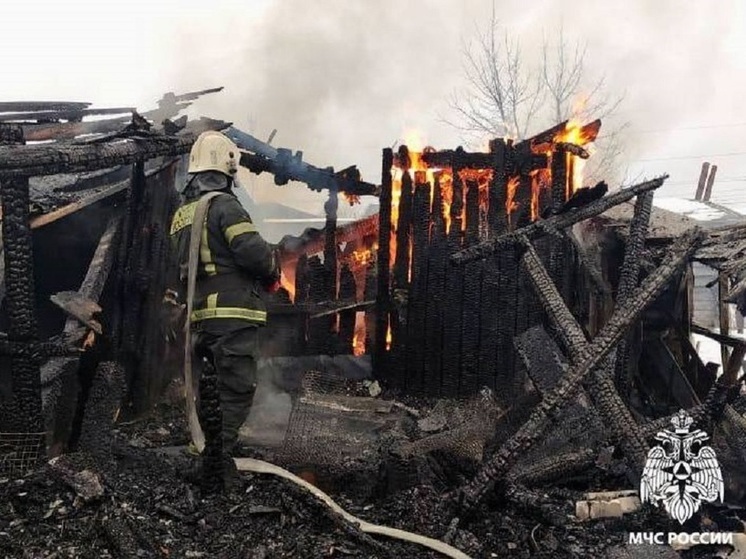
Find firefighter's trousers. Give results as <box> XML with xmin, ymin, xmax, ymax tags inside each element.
<box><xmin>194</xmin><ymin>326</ymin><xmax>259</xmax><ymax>453</ymax></box>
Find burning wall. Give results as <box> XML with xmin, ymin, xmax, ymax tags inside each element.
<box><xmin>374</xmin><ymin>120</ymin><xmax>601</xmax><ymax>398</ymax></box>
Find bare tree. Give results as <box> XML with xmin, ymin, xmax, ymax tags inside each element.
<box><xmin>447</xmin><ymin>9</ymin><xmax>627</xmax><ymax>182</ymax></box>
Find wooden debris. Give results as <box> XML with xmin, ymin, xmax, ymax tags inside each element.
<box><xmin>48</xmin><ymin>456</ymin><xmax>104</xmax><ymax>502</ymax></box>
<box><xmin>451</xmin><ymin>176</ymin><xmax>668</xmax><ymax>266</ymax></box>
<box><xmin>455</xmin><ymin>228</ymin><xmax>704</xmax><ymax>515</ymax></box>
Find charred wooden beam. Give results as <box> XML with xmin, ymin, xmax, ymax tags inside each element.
<box><xmin>613</xmin><ymin>190</ymin><xmax>654</xmax><ymax>395</ymax></box>
<box><xmin>503</xmin><ymin>482</ymin><xmax>566</xmax><ymax>526</ymax></box>
<box><xmin>77</xmin><ymin>362</ymin><xmax>125</xmax><ymax>457</ymax></box>
<box><xmin>230</xmin><ymin>127</ymin><xmax>378</xmax><ymax>196</ymax></box>
<box><xmin>550</xmin><ymin>146</ymin><xmax>568</xmax><ymax>214</ymax></box>
<box><xmin>425</xmin><ymin>173</ymin><xmax>447</xmax><ymax>395</ymax></box>
<box><xmin>520</xmin><ymin>238</ymin><xmax>649</xmax><ymax>473</ymax></box>
<box><xmin>442</xmin><ymin>155</ymin><xmax>465</xmax><ymax>396</ymax></box>
<box><xmin>0</xmin><ymin>125</ymin><xmax>42</xmax><ymax>432</ymax></box>
<box><xmin>0</xmin><ymin>135</ymin><xmax>197</xmax><ymax>178</ymax></box>
<box><xmin>0</xmin><ymin>101</ymin><xmax>90</xmax><ymax>112</ymax></box>
<box><xmin>509</xmin><ymin>447</ymin><xmax>596</xmax><ymax>487</ymax></box>
<box><xmin>338</xmin><ymin>265</ymin><xmax>356</xmax><ymax>355</ymax></box>
<box><xmin>519</xmin><ymin>239</ymin><xmax>586</xmax><ymax>352</ymax></box>
<box><xmin>323</xmin><ymin>189</ymin><xmax>339</xmax><ymax>352</ymax></box>
<box><xmin>487</xmin><ymin>139</ymin><xmax>508</xmax><ymax>235</ymax></box>
<box><xmin>0</xmin><ymin>107</ymin><xmax>135</xmax><ymax>123</ymax></box>
<box><xmin>302</xmin><ymin>299</ymin><xmax>375</xmax><ymax>318</ymax></box>
<box><xmin>455</xmin><ymin>227</ymin><xmax>703</xmax><ymax>515</ymax></box>
<box><xmin>393</xmin><ymin>147</ymin><xmax>413</xmax><ymax>290</ymax></box>
<box><xmin>13</xmin><ymin>89</ymin><xmax>222</xmax><ymax>142</ymax></box>
<box><xmin>374</xmin><ymin>149</ymin><xmax>394</xmax><ymax>374</ymax></box>
<box><xmin>460</xmin><ymin>179</ymin><xmax>482</xmax><ymax>395</ymax></box>
<box><xmin>407</xmin><ymin>178</ymin><xmax>431</xmax><ymax>392</ymax></box>
<box><xmin>451</xmin><ymin>176</ymin><xmax>668</xmax><ymax>265</ymax></box>
<box><xmin>557</xmin><ymin>142</ymin><xmax>590</xmax><ymax>159</ymax></box>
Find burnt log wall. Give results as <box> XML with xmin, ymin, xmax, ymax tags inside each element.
<box><xmin>375</xmin><ymin>140</ymin><xmax>587</xmax><ymax>400</ymax></box>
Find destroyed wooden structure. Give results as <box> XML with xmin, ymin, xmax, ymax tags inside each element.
<box><xmin>2</xmin><ymin>90</ymin><xmax>746</xmax><ymax>542</ymax></box>
<box><xmin>0</xmin><ymin>90</ymin><xmax>378</xmax><ymax>465</ymax></box>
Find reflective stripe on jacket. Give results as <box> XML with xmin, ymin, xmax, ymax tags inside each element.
<box><xmin>170</xmin><ymin>191</ymin><xmax>277</xmax><ymax>332</ymax></box>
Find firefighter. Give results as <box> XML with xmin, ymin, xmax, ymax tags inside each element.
<box><xmin>169</xmin><ymin>130</ymin><xmax>281</xmax><ymax>455</ymax></box>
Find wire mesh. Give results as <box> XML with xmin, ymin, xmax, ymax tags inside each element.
<box><xmin>280</xmin><ymin>371</ymin><xmax>390</xmax><ymax>468</ymax></box>
<box><xmin>0</xmin><ymin>432</ymin><xmax>46</xmax><ymax>476</ymax></box>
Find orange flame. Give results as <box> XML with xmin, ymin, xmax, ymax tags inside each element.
<box><xmin>350</xmin><ymin>246</ymin><xmax>375</xmax><ymax>268</ymax></box>
<box><xmin>279</xmin><ymin>266</ymin><xmax>296</xmax><ymax>303</ymax></box>
<box><xmin>552</xmin><ymin>119</ymin><xmax>596</xmax><ymax>196</ymax></box>
<box><xmin>353</xmin><ymin>313</ymin><xmax>366</xmax><ymax>356</ymax></box>
<box><xmin>505</xmin><ymin>176</ymin><xmax>520</xmax><ymax>215</ymax></box>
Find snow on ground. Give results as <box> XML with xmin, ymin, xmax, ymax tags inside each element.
<box><xmin>653</xmin><ymin>197</ymin><xmax>727</xmax><ymax>222</ymax></box>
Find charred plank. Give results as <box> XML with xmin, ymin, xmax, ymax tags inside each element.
<box><xmin>456</xmin><ymin>228</ymin><xmax>703</xmax><ymax>514</ymax></box>
<box><xmin>451</xmin><ymin>176</ymin><xmax>668</xmax><ymax>265</ymax></box>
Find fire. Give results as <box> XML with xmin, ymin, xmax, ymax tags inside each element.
<box><xmin>350</xmin><ymin>246</ymin><xmax>375</xmax><ymax>267</ymax></box>
<box><xmin>505</xmin><ymin>176</ymin><xmax>519</xmax><ymax>215</ymax></box>
<box><xmin>280</xmin><ymin>272</ymin><xmax>295</xmax><ymax>302</ymax></box>
<box><xmin>353</xmin><ymin>330</ymin><xmax>365</xmax><ymax>356</ymax></box>
<box><xmin>386</xmin><ymin>321</ymin><xmax>392</xmax><ymax>351</ymax></box>
<box><xmin>529</xmin><ymin>169</ymin><xmax>551</xmax><ymax>221</ymax></box>
<box><xmin>552</xmin><ymin>119</ymin><xmax>597</xmax><ymax>196</ymax></box>
<box><xmin>353</xmin><ymin>313</ymin><xmax>366</xmax><ymax>356</ymax></box>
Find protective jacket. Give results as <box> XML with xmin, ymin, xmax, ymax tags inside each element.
<box><xmin>170</xmin><ymin>191</ymin><xmax>278</xmax><ymax>334</ymax></box>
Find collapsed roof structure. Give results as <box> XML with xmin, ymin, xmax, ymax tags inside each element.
<box><xmin>1</xmin><ymin>89</ymin><xmax>745</xmax><ymax>558</ymax></box>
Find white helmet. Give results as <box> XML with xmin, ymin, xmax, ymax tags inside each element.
<box><xmin>188</xmin><ymin>131</ymin><xmax>240</xmax><ymax>177</ymax></box>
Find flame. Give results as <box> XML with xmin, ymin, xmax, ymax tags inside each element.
<box><xmin>552</xmin><ymin>119</ymin><xmax>596</xmax><ymax>196</ymax></box>
<box><xmin>439</xmin><ymin>171</ymin><xmax>455</xmax><ymax>232</ymax></box>
<box><xmin>386</xmin><ymin>321</ymin><xmax>392</xmax><ymax>351</ymax></box>
<box><xmin>350</xmin><ymin>246</ymin><xmax>375</xmax><ymax>267</ymax></box>
<box><xmin>281</xmin><ymin>273</ymin><xmax>295</xmax><ymax>302</ymax></box>
<box><xmin>529</xmin><ymin>169</ymin><xmax>551</xmax><ymax>221</ymax></box>
<box><xmin>353</xmin><ymin>313</ymin><xmax>366</xmax><ymax>356</ymax></box>
<box><xmin>505</xmin><ymin>176</ymin><xmax>520</xmax><ymax>215</ymax></box>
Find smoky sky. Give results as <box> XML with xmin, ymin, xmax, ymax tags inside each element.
<box><xmin>2</xmin><ymin>0</ymin><xmax>745</xmax><ymax>211</ymax></box>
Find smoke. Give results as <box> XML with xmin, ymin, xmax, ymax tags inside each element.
<box><xmin>161</xmin><ymin>0</ymin><xmax>745</xmax><ymax>208</ymax></box>
<box><xmin>2</xmin><ymin>0</ymin><xmax>744</xmax><ymax>206</ymax></box>
<box><xmin>239</xmin><ymin>363</ymin><xmax>293</xmax><ymax>448</ymax></box>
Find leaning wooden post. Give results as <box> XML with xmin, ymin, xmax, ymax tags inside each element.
<box><xmin>703</xmin><ymin>164</ymin><xmax>718</xmax><ymax>202</ymax></box>
<box><xmin>694</xmin><ymin>162</ymin><xmax>710</xmax><ymax>201</ymax></box>
<box><xmin>0</xmin><ymin>124</ymin><xmax>42</xmax><ymax>432</ymax></box>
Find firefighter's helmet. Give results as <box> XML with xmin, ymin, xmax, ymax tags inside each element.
<box><xmin>188</xmin><ymin>131</ymin><xmax>240</xmax><ymax>177</ymax></box>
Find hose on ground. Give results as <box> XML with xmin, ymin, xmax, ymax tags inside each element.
<box><xmin>234</xmin><ymin>457</ymin><xmax>472</xmax><ymax>559</ymax></box>
<box><xmin>184</xmin><ymin>373</ymin><xmax>472</xmax><ymax>558</ymax></box>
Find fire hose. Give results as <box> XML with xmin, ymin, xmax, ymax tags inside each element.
<box><xmin>182</xmin><ymin>195</ymin><xmax>472</xmax><ymax>559</ymax></box>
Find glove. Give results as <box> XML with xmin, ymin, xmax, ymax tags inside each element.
<box><xmin>161</xmin><ymin>289</ymin><xmax>186</xmax><ymax>342</ymax></box>
<box><xmin>265</xmin><ymin>278</ymin><xmax>282</xmax><ymax>294</ymax></box>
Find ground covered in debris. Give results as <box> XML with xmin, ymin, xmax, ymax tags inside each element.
<box><xmin>1</xmin><ymin>401</ymin><xmax>743</xmax><ymax>559</ymax></box>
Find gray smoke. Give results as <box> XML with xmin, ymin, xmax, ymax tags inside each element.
<box><xmin>166</xmin><ymin>0</ymin><xmax>745</xmax><ymax>208</ymax></box>
<box><xmin>4</xmin><ymin>1</ymin><xmax>743</xmax><ymax>208</ymax></box>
